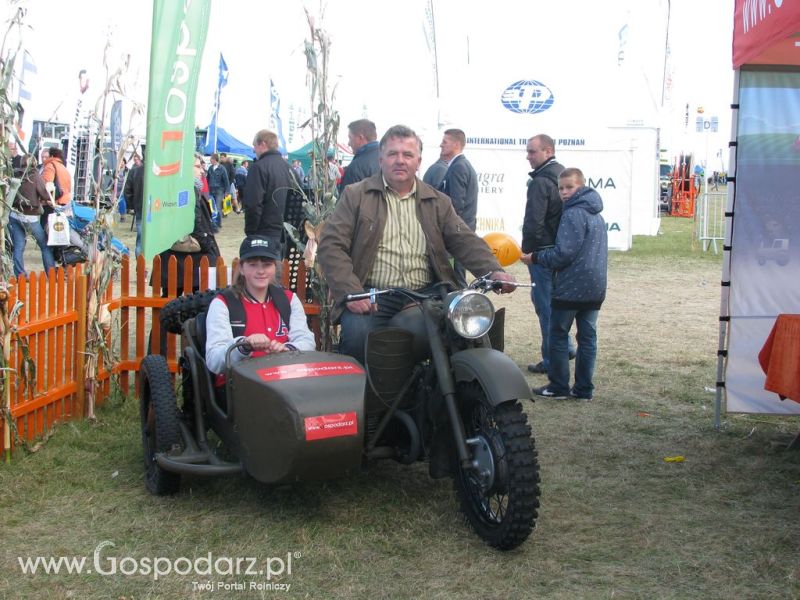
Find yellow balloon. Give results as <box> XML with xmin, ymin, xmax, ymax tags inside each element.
<box><xmin>483</xmin><ymin>232</ymin><xmax>522</xmax><ymax>267</ymax></box>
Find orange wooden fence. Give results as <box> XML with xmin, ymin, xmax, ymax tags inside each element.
<box><xmin>1</xmin><ymin>254</ymin><xmax>319</xmax><ymax>456</ymax></box>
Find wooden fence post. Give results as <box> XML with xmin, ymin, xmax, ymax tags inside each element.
<box><xmin>75</xmin><ymin>273</ymin><xmax>88</xmax><ymax>418</ymax></box>
<box><xmin>1</xmin><ymin>288</ymin><xmax>11</xmax><ymax>463</ymax></box>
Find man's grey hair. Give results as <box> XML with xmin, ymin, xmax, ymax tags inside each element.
<box><xmin>379</xmin><ymin>125</ymin><xmax>422</xmax><ymax>153</ymax></box>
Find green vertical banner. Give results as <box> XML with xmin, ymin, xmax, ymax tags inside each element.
<box><xmin>142</xmin><ymin>0</ymin><xmax>211</xmax><ymax>260</ymax></box>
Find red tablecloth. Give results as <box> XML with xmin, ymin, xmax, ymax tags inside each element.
<box><xmin>758</xmin><ymin>314</ymin><xmax>800</xmax><ymax>404</ymax></box>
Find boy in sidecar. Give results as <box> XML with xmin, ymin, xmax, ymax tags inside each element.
<box><xmin>205</xmin><ymin>235</ymin><xmax>316</xmax><ymax>378</ymax></box>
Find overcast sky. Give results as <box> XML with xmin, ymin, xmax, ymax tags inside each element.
<box><xmin>10</xmin><ymin>0</ymin><xmax>734</xmax><ymax>162</ymax></box>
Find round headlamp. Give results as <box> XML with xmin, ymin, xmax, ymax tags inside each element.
<box><xmin>446</xmin><ymin>291</ymin><xmax>495</xmax><ymax>339</ymax></box>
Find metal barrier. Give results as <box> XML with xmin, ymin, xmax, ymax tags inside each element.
<box><xmin>697</xmin><ymin>191</ymin><xmax>726</xmax><ymax>253</ymax></box>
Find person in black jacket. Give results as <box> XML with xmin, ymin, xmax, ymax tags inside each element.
<box><xmin>220</xmin><ymin>153</ymin><xmax>238</xmax><ymax>212</ymax></box>
<box><xmin>338</xmin><ymin>119</ymin><xmax>380</xmax><ymax>193</ymax></box>
<box><xmin>519</xmin><ymin>134</ymin><xmax>574</xmax><ymax>375</ymax></box>
<box><xmin>123</xmin><ymin>152</ymin><xmax>144</xmax><ymax>257</ymax></box>
<box><xmin>207</xmin><ymin>153</ymin><xmax>229</xmax><ymax>228</ymax></box>
<box><xmin>437</xmin><ymin>129</ymin><xmax>478</xmax><ymax>286</ymax></box>
<box><xmin>244</xmin><ymin>129</ymin><xmax>294</xmax><ymax>244</ymax></box>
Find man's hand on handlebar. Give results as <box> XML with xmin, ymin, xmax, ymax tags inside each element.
<box><xmin>490</xmin><ymin>271</ymin><xmax>517</xmax><ymax>294</ymax></box>
<box><xmin>346</xmin><ymin>298</ymin><xmax>374</xmax><ymax>314</ymax></box>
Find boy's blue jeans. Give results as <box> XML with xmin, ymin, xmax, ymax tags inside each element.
<box><xmin>548</xmin><ymin>307</ymin><xmax>599</xmax><ymax>399</ymax></box>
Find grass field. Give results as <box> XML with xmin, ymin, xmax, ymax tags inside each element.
<box><xmin>4</xmin><ymin>216</ymin><xmax>800</xmax><ymax>599</ymax></box>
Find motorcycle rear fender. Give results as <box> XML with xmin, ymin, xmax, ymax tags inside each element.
<box><xmin>451</xmin><ymin>348</ymin><xmax>532</xmax><ymax>406</ymax></box>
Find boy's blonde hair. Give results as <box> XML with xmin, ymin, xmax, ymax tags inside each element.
<box><xmin>559</xmin><ymin>167</ymin><xmax>585</xmax><ymax>185</ymax></box>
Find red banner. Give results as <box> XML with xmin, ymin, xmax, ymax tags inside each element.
<box><xmin>305</xmin><ymin>412</ymin><xmax>359</xmax><ymax>441</ymax></box>
<box><xmin>733</xmin><ymin>0</ymin><xmax>800</xmax><ymax>68</ymax></box>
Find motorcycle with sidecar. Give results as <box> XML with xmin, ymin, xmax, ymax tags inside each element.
<box><xmin>140</xmin><ymin>275</ymin><xmax>540</xmax><ymax>550</ymax></box>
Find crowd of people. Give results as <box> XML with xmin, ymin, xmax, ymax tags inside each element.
<box><xmin>7</xmin><ymin>120</ymin><xmax>609</xmax><ymax>401</ymax></box>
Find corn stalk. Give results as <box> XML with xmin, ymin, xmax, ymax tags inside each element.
<box><xmin>81</xmin><ymin>41</ymin><xmax>143</xmax><ymax>419</ymax></box>
<box><xmin>0</xmin><ymin>2</ymin><xmax>36</xmax><ymax>460</ymax></box>
<box><xmin>0</xmin><ymin>3</ymin><xmax>26</xmax><ymax>282</ymax></box>
<box><xmin>284</xmin><ymin>7</ymin><xmax>340</xmax><ymax>351</ymax></box>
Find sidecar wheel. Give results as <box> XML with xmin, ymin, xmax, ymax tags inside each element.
<box><xmin>454</xmin><ymin>382</ymin><xmax>540</xmax><ymax>550</ymax></box>
<box><xmin>140</xmin><ymin>354</ymin><xmax>182</xmax><ymax>495</ymax></box>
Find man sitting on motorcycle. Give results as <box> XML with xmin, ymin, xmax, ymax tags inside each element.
<box><xmin>317</xmin><ymin>124</ymin><xmax>516</xmax><ymax>364</ymax></box>
<box><xmin>205</xmin><ymin>236</ymin><xmax>316</xmax><ymax>378</ymax></box>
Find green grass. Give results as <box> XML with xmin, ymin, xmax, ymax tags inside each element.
<box><xmin>626</xmin><ymin>216</ymin><xmax>723</xmax><ymax>260</ymax></box>
<box><xmin>2</xmin><ymin>216</ymin><xmax>800</xmax><ymax>599</ymax></box>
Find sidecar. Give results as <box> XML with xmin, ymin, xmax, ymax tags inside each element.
<box><xmin>139</xmin><ymin>310</ymin><xmax>367</xmax><ymax>495</ymax></box>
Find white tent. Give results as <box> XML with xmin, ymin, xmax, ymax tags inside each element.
<box><xmin>421</xmin><ymin>1</ymin><xmax>668</xmax><ymax>251</ymax></box>
<box><xmin>717</xmin><ymin>2</ymin><xmax>800</xmax><ymax>418</ymax></box>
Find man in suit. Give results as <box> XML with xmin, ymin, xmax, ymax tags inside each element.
<box><xmin>437</xmin><ymin>129</ymin><xmax>478</xmax><ymax>285</ymax></box>
<box><xmin>423</xmin><ymin>157</ymin><xmax>448</xmax><ymax>189</ymax></box>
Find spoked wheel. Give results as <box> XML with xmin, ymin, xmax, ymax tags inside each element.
<box><xmin>140</xmin><ymin>354</ymin><xmax>182</xmax><ymax>495</ymax></box>
<box><xmin>454</xmin><ymin>382</ymin><xmax>540</xmax><ymax>550</ymax></box>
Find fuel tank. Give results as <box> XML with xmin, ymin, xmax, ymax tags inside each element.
<box><xmin>387</xmin><ymin>304</ymin><xmax>430</xmax><ymax>362</ymax></box>
<box><xmin>228</xmin><ymin>351</ymin><xmax>366</xmax><ymax>484</ymax></box>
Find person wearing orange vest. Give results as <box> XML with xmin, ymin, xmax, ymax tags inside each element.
<box><xmin>41</xmin><ymin>147</ymin><xmax>72</xmax><ymax>206</ymax></box>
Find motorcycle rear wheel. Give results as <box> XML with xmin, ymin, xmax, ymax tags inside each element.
<box><xmin>454</xmin><ymin>382</ymin><xmax>540</xmax><ymax>550</ymax></box>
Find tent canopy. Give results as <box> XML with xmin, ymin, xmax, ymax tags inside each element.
<box><xmin>733</xmin><ymin>1</ymin><xmax>800</xmax><ymax>68</ymax></box>
<box><xmin>202</xmin><ymin>126</ymin><xmax>255</xmax><ymax>158</ymax></box>
<box><xmin>288</xmin><ymin>141</ymin><xmax>353</xmax><ymax>173</ymax></box>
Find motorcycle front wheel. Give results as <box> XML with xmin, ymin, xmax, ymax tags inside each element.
<box><xmin>454</xmin><ymin>382</ymin><xmax>540</xmax><ymax>550</ymax></box>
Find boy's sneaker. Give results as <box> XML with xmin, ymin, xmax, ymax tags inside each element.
<box><xmin>532</xmin><ymin>385</ymin><xmax>568</xmax><ymax>400</ymax></box>
<box><xmin>527</xmin><ymin>362</ymin><xmax>548</xmax><ymax>374</ymax></box>
<box><xmin>569</xmin><ymin>390</ymin><xmax>592</xmax><ymax>402</ymax></box>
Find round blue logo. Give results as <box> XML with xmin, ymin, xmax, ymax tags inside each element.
<box><xmin>501</xmin><ymin>80</ymin><xmax>554</xmax><ymax>114</ymax></box>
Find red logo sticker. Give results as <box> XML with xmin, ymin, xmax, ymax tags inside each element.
<box><xmin>305</xmin><ymin>412</ymin><xmax>359</xmax><ymax>441</ymax></box>
<box><xmin>257</xmin><ymin>361</ymin><xmax>365</xmax><ymax>381</ymax></box>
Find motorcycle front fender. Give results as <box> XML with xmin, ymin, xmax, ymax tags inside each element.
<box><xmin>451</xmin><ymin>348</ymin><xmax>532</xmax><ymax>406</ymax></box>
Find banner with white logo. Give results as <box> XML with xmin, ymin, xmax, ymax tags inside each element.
<box><xmin>142</xmin><ymin>0</ymin><xmax>211</xmax><ymax>260</ymax></box>
<box><xmin>466</xmin><ymin>145</ymin><xmax>633</xmax><ymax>251</ymax></box>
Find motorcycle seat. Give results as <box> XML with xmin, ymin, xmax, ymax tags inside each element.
<box><xmin>184</xmin><ymin>312</ymin><xmax>208</xmax><ymax>360</ymax></box>
<box><xmin>182</xmin><ymin>312</ymin><xmax>226</xmax><ymax>414</ymax></box>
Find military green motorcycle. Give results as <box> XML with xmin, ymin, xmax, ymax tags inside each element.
<box><xmin>140</xmin><ymin>275</ymin><xmax>540</xmax><ymax>550</ymax></box>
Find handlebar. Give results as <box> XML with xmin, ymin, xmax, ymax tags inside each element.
<box><xmin>345</xmin><ymin>288</ymin><xmax>430</xmax><ymax>303</ymax></box>
<box><xmin>344</xmin><ymin>274</ymin><xmax>533</xmax><ymax>304</ymax></box>
<box><xmin>224</xmin><ymin>338</ymin><xmax>253</xmax><ymax>372</ymax></box>
<box><xmin>469</xmin><ymin>276</ymin><xmax>534</xmax><ymax>292</ymax></box>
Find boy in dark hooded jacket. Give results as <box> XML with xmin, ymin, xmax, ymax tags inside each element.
<box><xmin>530</xmin><ymin>168</ymin><xmax>608</xmax><ymax>401</ymax></box>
